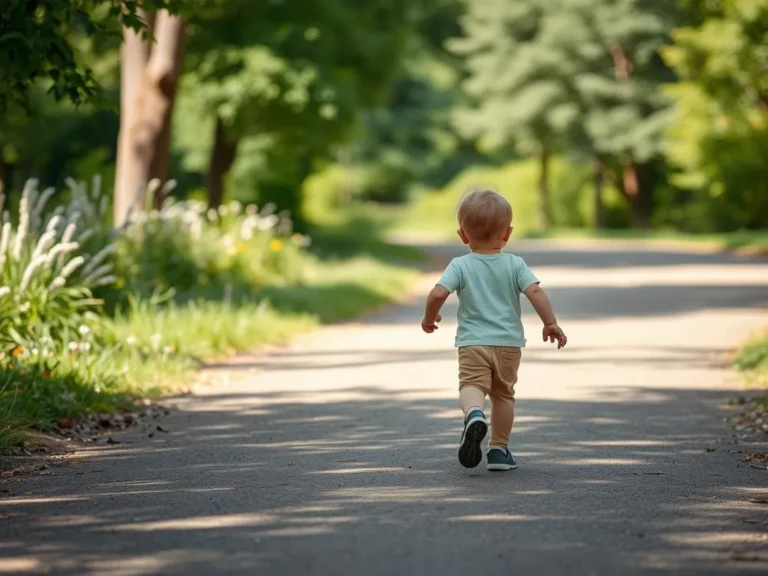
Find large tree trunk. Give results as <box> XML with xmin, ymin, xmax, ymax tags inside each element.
<box><xmin>593</xmin><ymin>155</ymin><xmax>606</xmax><ymax>229</ymax></box>
<box><xmin>113</xmin><ymin>11</ymin><xmax>151</xmax><ymax>227</ymax></box>
<box><xmin>538</xmin><ymin>147</ymin><xmax>550</xmax><ymax>231</ymax></box>
<box><xmin>114</xmin><ymin>11</ymin><xmax>185</xmax><ymax>226</ymax></box>
<box><xmin>206</xmin><ymin>116</ymin><xmax>239</xmax><ymax>209</ymax></box>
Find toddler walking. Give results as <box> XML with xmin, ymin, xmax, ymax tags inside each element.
<box><xmin>421</xmin><ymin>189</ymin><xmax>567</xmax><ymax>470</ymax></box>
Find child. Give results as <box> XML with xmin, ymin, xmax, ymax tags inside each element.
<box><xmin>421</xmin><ymin>188</ymin><xmax>567</xmax><ymax>471</ymax></box>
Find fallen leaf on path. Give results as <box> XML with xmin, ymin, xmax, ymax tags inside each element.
<box><xmin>156</xmin><ymin>425</ymin><xmax>169</xmax><ymax>433</ymax></box>
<box><xmin>106</xmin><ymin>437</ymin><xmax>120</xmax><ymax>444</ymax></box>
<box><xmin>0</xmin><ymin>513</ymin><xmax>11</xmax><ymax>520</ymax></box>
<box><xmin>748</xmin><ymin>498</ymin><xmax>768</xmax><ymax>505</ymax></box>
<box><xmin>744</xmin><ymin>453</ymin><xmax>767</xmax><ymax>462</ymax></box>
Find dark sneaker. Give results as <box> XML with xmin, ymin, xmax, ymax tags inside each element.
<box><xmin>486</xmin><ymin>447</ymin><xmax>517</xmax><ymax>471</ymax></box>
<box><xmin>458</xmin><ymin>408</ymin><xmax>488</xmax><ymax>468</ymax></box>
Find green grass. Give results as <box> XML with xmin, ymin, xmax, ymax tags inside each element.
<box><xmin>734</xmin><ymin>328</ymin><xmax>768</xmax><ymax>386</ymax></box>
<box><xmin>0</xmin><ymin>221</ymin><xmax>422</xmax><ymax>454</ymax></box>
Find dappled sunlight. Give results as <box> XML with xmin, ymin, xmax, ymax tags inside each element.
<box><xmin>2</xmin><ymin>243</ymin><xmax>767</xmax><ymax>574</ymax></box>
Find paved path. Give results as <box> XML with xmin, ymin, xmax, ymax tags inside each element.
<box><xmin>2</xmin><ymin>241</ymin><xmax>768</xmax><ymax>576</ymax></box>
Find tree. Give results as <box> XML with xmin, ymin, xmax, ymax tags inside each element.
<box><xmin>174</xmin><ymin>0</ymin><xmax>412</xmax><ymax>220</ymax></box>
<box><xmin>661</xmin><ymin>0</ymin><xmax>768</xmax><ymax>231</ymax></box>
<box><xmin>0</xmin><ymin>1</ymin><xmax>175</xmax><ymax>114</ymax></box>
<box><xmin>449</xmin><ymin>0</ymin><xmax>581</xmax><ymax>230</ymax></box>
<box><xmin>553</xmin><ymin>0</ymin><xmax>674</xmax><ymax>228</ymax></box>
<box><xmin>113</xmin><ymin>8</ymin><xmax>185</xmax><ymax>225</ymax></box>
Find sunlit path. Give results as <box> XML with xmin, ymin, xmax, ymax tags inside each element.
<box><xmin>2</xmin><ymin>241</ymin><xmax>768</xmax><ymax>576</ymax></box>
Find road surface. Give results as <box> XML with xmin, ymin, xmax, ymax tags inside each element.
<box><xmin>2</xmin><ymin>240</ymin><xmax>768</xmax><ymax>575</ymax></box>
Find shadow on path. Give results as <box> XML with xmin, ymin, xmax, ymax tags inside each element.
<box><xmin>1</xmin><ymin>385</ymin><xmax>766</xmax><ymax>575</ymax></box>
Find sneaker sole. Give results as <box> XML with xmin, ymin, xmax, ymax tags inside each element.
<box><xmin>458</xmin><ymin>418</ymin><xmax>488</xmax><ymax>468</ymax></box>
<box><xmin>487</xmin><ymin>462</ymin><xmax>518</xmax><ymax>471</ymax></box>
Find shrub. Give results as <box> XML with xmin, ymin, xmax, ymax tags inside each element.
<box><xmin>0</xmin><ymin>179</ymin><xmax>116</xmax><ymax>355</ymax></box>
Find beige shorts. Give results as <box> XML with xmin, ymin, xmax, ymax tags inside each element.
<box><xmin>458</xmin><ymin>345</ymin><xmax>521</xmax><ymax>400</ymax></box>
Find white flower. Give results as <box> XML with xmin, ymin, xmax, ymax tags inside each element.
<box><xmin>0</xmin><ymin>286</ymin><xmax>10</xmax><ymax>298</ymax></box>
<box><xmin>90</xmin><ymin>275</ymin><xmax>117</xmax><ymax>287</ymax></box>
<box><xmin>82</xmin><ymin>264</ymin><xmax>113</xmax><ymax>285</ymax></box>
<box><xmin>150</xmin><ymin>333</ymin><xmax>162</xmax><ymax>351</ymax></box>
<box><xmin>12</xmin><ymin>182</ymin><xmax>33</xmax><ymax>261</ymax></box>
<box><xmin>19</xmin><ymin>254</ymin><xmax>50</xmax><ymax>292</ymax></box>
<box><xmin>126</xmin><ymin>335</ymin><xmax>138</xmax><ymax>346</ymax></box>
<box><xmin>207</xmin><ymin>209</ymin><xmax>219</xmax><ymax>222</ymax></box>
<box><xmin>82</xmin><ymin>244</ymin><xmax>116</xmax><ymax>276</ymax></box>
<box><xmin>162</xmin><ymin>345</ymin><xmax>175</xmax><ymax>355</ymax></box>
<box><xmin>59</xmin><ymin>256</ymin><xmax>86</xmax><ymax>280</ymax></box>
<box><xmin>256</xmin><ymin>215</ymin><xmax>279</xmax><ymax>231</ymax></box>
<box><xmin>32</xmin><ymin>230</ymin><xmax>57</xmax><ymax>260</ymax></box>
<box><xmin>44</xmin><ymin>214</ymin><xmax>63</xmax><ymax>234</ymax></box>
<box><xmin>48</xmin><ymin>277</ymin><xmax>66</xmax><ymax>290</ymax></box>
<box><xmin>68</xmin><ymin>341</ymin><xmax>78</xmax><ymax>352</ymax></box>
<box><xmin>218</xmin><ymin>205</ymin><xmax>230</xmax><ymax>217</ymax></box>
<box><xmin>78</xmin><ymin>325</ymin><xmax>90</xmax><ymax>336</ymax></box>
<box><xmin>61</xmin><ymin>222</ymin><xmax>77</xmax><ymax>244</ymax></box>
<box><xmin>81</xmin><ymin>342</ymin><xmax>92</xmax><ymax>352</ymax></box>
<box><xmin>33</xmin><ymin>187</ymin><xmax>57</xmax><ymax>224</ymax></box>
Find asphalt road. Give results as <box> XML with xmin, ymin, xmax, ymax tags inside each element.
<box><xmin>2</xmin><ymin>240</ymin><xmax>768</xmax><ymax>576</ymax></box>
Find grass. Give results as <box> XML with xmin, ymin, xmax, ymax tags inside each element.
<box><xmin>734</xmin><ymin>328</ymin><xmax>768</xmax><ymax>387</ymax></box>
<box><xmin>0</xmin><ymin>217</ymin><xmax>422</xmax><ymax>453</ymax></box>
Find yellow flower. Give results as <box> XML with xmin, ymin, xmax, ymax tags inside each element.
<box><xmin>11</xmin><ymin>346</ymin><xmax>24</xmax><ymax>358</ymax></box>
<box><xmin>269</xmin><ymin>238</ymin><xmax>284</xmax><ymax>252</ymax></box>
<box><xmin>235</xmin><ymin>241</ymin><xmax>246</xmax><ymax>254</ymax></box>
<box><xmin>116</xmin><ymin>277</ymin><xmax>126</xmax><ymax>289</ymax></box>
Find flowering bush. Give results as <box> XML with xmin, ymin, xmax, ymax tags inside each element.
<box><xmin>0</xmin><ymin>179</ymin><xmax>116</xmax><ymax>354</ymax></box>
<box><xmin>116</xmin><ymin>191</ymin><xmax>311</xmax><ymax>298</ymax></box>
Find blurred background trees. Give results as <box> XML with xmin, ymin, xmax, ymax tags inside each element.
<box><xmin>0</xmin><ymin>0</ymin><xmax>765</xmax><ymax>235</ymax></box>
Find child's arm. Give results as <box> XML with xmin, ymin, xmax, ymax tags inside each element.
<box><xmin>422</xmin><ymin>285</ymin><xmax>449</xmax><ymax>333</ymax></box>
<box><xmin>523</xmin><ymin>283</ymin><xmax>567</xmax><ymax>348</ymax></box>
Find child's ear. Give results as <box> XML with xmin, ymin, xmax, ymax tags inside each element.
<box><xmin>457</xmin><ymin>228</ymin><xmax>469</xmax><ymax>245</ymax></box>
<box><xmin>502</xmin><ymin>226</ymin><xmax>512</xmax><ymax>241</ymax></box>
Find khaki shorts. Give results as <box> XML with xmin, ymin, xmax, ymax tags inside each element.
<box><xmin>458</xmin><ymin>346</ymin><xmax>521</xmax><ymax>400</ymax></box>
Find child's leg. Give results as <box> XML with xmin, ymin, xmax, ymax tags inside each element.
<box><xmin>457</xmin><ymin>347</ymin><xmax>492</xmax><ymax>468</ymax></box>
<box><xmin>488</xmin><ymin>347</ymin><xmax>521</xmax><ymax>448</ymax></box>
<box><xmin>458</xmin><ymin>347</ymin><xmax>492</xmax><ymax>413</ymax></box>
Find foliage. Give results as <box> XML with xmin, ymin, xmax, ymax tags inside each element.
<box><xmin>0</xmin><ymin>0</ymin><xmax>179</xmax><ymax>114</ymax></box>
<box><xmin>0</xmin><ymin>179</ymin><xmax>116</xmax><ymax>354</ymax></box>
<box><xmin>392</xmin><ymin>156</ymin><xmax>628</xmax><ymax>236</ymax></box>
<box><xmin>0</xmin><ymin>175</ymin><xmax>420</xmax><ymax>451</ymax></box>
<box><xmin>661</xmin><ymin>0</ymin><xmax>768</xmax><ymax>231</ymax></box>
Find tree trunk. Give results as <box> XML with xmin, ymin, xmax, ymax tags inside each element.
<box><xmin>538</xmin><ymin>147</ymin><xmax>550</xmax><ymax>231</ymax></box>
<box><xmin>621</xmin><ymin>158</ymin><xmax>649</xmax><ymax>229</ymax></box>
<box><xmin>114</xmin><ymin>11</ymin><xmax>185</xmax><ymax>226</ymax></box>
<box><xmin>593</xmin><ymin>155</ymin><xmax>606</xmax><ymax>229</ymax></box>
<box><xmin>114</xmin><ymin>10</ymin><xmax>152</xmax><ymax>226</ymax></box>
<box><xmin>206</xmin><ymin>116</ymin><xmax>239</xmax><ymax>209</ymax></box>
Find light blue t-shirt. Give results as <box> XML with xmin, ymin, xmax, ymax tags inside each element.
<box><xmin>437</xmin><ymin>252</ymin><xmax>539</xmax><ymax>348</ymax></box>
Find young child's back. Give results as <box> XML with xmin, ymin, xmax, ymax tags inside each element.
<box><xmin>439</xmin><ymin>252</ymin><xmax>538</xmax><ymax>348</ymax></box>
<box><xmin>422</xmin><ymin>189</ymin><xmax>566</xmax><ymax>471</ymax></box>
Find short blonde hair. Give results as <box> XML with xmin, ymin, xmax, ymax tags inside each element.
<box><xmin>456</xmin><ymin>188</ymin><xmax>513</xmax><ymax>241</ymax></box>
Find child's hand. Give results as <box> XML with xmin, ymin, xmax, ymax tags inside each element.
<box><xmin>422</xmin><ymin>314</ymin><xmax>442</xmax><ymax>334</ymax></box>
<box><xmin>543</xmin><ymin>323</ymin><xmax>567</xmax><ymax>349</ymax></box>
